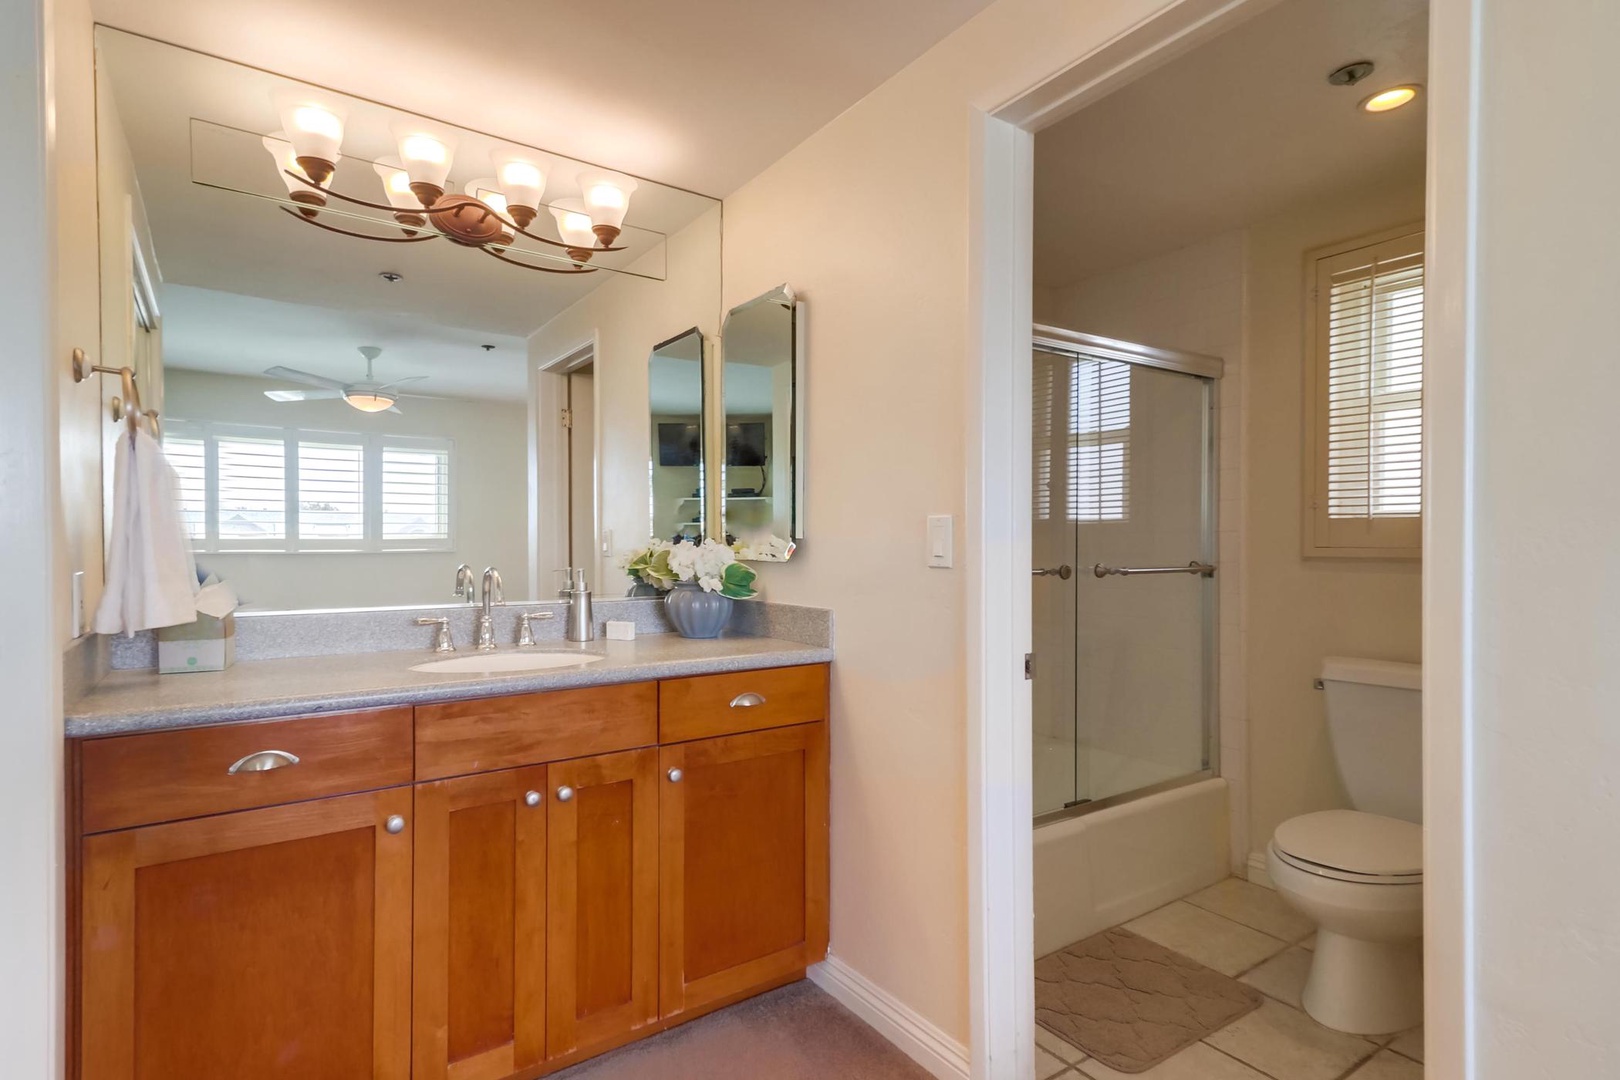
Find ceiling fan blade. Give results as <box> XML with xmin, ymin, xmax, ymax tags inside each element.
<box><xmin>386</xmin><ymin>404</ymin><xmax>404</xmax><ymax>414</ymax></box>
<box><xmin>264</xmin><ymin>365</ymin><xmax>351</xmax><ymax>391</ymax></box>
<box><xmin>264</xmin><ymin>389</ymin><xmax>344</xmax><ymax>402</ymax></box>
<box><xmin>374</xmin><ymin>375</ymin><xmax>430</xmax><ymax>390</ymax></box>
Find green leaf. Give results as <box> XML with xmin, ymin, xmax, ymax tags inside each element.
<box><xmin>720</xmin><ymin>561</ymin><xmax>757</xmax><ymax>599</ymax></box>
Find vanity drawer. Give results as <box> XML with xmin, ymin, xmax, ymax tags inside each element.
<box><xmin>414</xmin><ymin>682</ymin><xmax>657</xmax><ymax>780</ymax></box>
<box><xmin>79</xmin><ymin>706</ymin><xmax>414</xmax><ymax>833</ymax></box>
<box><xmin>659</xmin><ymin>664</ymin><xmax>829</xmax><ymax>742</ymax></box>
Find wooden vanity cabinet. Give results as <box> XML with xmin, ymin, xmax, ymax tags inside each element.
<box><xmin>78</xmin><ymin>788</ymin><xmax>414</xmax><ymax>1080</ymax></box>
<box><xmin>658</xmin><ymin>721</ymin><xmax>829</xmax><ymax>1019</ymax></box>
<box><xmin>72</xmin><ymin>664</ymin><xmax>829</xmax><ymax>1080</ymax></box>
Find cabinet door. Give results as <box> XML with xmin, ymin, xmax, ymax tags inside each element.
<box><xmin>79</xmin><ymin>788</ymin><xmax>413</xmax><ymax>1080</ymax></box>
<box><xmin>412</xmin><ymin>766</ymin><xmax>548</xmax><ymax>1080</ymax></box>
<box><xmin>545</xmin><ymin>747</ymin><xmax>659</xmax><ymax>1061</ymax></box>
<box><xmin>659</xmin><ymin>721</ymin><xmax>829</xmax><ymax>1018</ymax></box>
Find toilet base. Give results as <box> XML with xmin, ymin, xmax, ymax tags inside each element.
<box><xmin>1302</xmin><ymin>928</ymin><xmax>1423</xmax><ymax>1035</ymax></box>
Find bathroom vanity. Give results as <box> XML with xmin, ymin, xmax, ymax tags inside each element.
<box><xmin>66</xmin><ymin>654</ymin><xmax>830</xmax><ymax>1080</ymax></box>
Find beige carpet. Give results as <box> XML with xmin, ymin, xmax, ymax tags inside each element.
<box><xmin>1036</xmin><ymin>927</ymin><xmax>1264</xmax><ymax>1074</ymax></box>
<box><xmin>550</xmin><ymin>981</ymin><xmax>934</xmax><ymax>1080</ymax></box>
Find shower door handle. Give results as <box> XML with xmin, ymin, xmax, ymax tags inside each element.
<box><xmin>1092</xmin><ymin>562</ymin><xmax>1216</xmax><ymax>578</ymax></box>
<box><xmin>1032</xmin><ymin>565</ymin><xmax>1073</xmax><ymax>580</ymax></box>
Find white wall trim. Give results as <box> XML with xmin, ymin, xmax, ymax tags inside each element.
<box><xmin>810</xmin><ymin>958</ymin><xmax>971</xmax><ymax>1080</ymax></box>
<box><xmin>1246</xmin><ymin>850</ymin><xmax>1273</xmax><ymax>890</ymax></box>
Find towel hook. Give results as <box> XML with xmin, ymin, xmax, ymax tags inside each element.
<box><xmin>72</xmin><ymin>348</ymin><xmax>161</xmax><ymax>438</ymax></box>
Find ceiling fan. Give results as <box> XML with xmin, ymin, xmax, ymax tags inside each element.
<box><xmin>262</xmin><ymin>346</ymin><xmax>427</xmax><ymax>413</ymax></box>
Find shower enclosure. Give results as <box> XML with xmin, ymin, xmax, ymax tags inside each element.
<box><xmin>1031</xmin><ymin>325</ymin><xmax>1221</xmax><ymax>822</ymax></box>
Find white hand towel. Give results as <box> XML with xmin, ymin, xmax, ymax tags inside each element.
<box><xmin>93</xmin><ymin>425</ymin><xmax>199</xmax><ymax>636</ymax></box>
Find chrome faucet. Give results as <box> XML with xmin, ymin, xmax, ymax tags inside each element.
<box><xmin>476</xmin><ymin>566</ymin><xmax>504</xmax><ymax>651</ymax></box>
<box><xmin>454</xmin><ymin>563</ymin><xmax>478</xmax><ymax>605</ymax></box>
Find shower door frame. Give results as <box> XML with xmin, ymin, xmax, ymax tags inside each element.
<box><xmin>1031</xmin><ymin>324</ymin><xmax>1223</xmax><ymax>828</ymax></box>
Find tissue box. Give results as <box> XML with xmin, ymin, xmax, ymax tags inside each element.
<box><xmin>158</xmin><ymin>613</ymin><xmax>236</xmax><ymax>673</ymax></box>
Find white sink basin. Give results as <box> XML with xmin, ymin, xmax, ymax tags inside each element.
<box><xmin>410</xmin><ymin>651</ymin><xmax>606</xmax><ymax>674</ymax></box>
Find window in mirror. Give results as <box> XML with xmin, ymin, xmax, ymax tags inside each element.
<box><xmin>721</xmin><ymin>286</ymin><xmax>804</xmax><ymax>561</ymax></box>
<box><xmin>648</xmin><ymin>328</ymin><xmax>707</xmax><ymax>545</ymax></box>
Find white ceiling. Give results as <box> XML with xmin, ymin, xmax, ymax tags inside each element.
<box><xmin>1034</xmin><ymin>0</ymin><xmax>1428</xmax><ymax>286</ymax></box>
<box><xmin>90</xmin><ymin>0</ymin><xmax>1000</xmax><ymax>198</ymax></box>
<box><xmin>162</xmin><ymin>286</ymin><xmax>529</xmax><ymax>401</ymax></box>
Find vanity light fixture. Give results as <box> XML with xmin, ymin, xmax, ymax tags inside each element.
<box><xmin>1360</xmin><ymin>85</ymin><xmax>1421</xmax><ymax>113</ymax></box>
<box><xmin>258</xmin><ymin>102</ymin><xmax>639</xmax><ymax>274</ymax></box>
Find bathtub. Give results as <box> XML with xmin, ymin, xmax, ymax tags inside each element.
<box><xmin>1033</xmin><ymin>776</ymin><xmax>1230</xmax><ymax>957</ymax></box>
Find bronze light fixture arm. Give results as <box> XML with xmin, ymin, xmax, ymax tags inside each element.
<box><xmin>481</xmin><ymin>247</ymin><xmax>599</xmax><ymax>274</ymax></box>
<box><xmin>280</xmin><ymin>207</ymin><xmax>436</xmax><ymax>242</ymax></box>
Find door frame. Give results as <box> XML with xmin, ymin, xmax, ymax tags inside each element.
<box><xmin>532</xmin><ymin>335</ymin><xmax>601</xmax><ymax>594</ymax></box>
<box><xmin>965</xmin><ymin>0</ymin><xmax>1472</xmax><ymax>1077</ymax></box>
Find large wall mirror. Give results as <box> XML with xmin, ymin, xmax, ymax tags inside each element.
<box><xmin>721</xmin><ymin>286</ymin><xmax>804</xmax><ymax>561</ymax></box>
<box><xmin>93</xmin><ymin>27</ymin><xmax>720</xmax><ymax>610</ymax></box>
<box><xmin>648</xmin><ymin>329</ymin><xmax>707</xmax><ymax>544</ymax></box>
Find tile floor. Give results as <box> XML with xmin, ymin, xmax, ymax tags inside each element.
<box><xmin>1038</xmin><ymin>878</ymin><xmax>1425</xmax><ymax>1080</ymax></box>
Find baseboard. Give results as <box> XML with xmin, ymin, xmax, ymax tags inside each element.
<box><xmin>808</xmin><ymin>955</ymin><xmax>970</xmax><ymax>1080</ymax></box>
<box><xmin>1246</xmin><ymin>849</ymin><xmax>1274</xmax><ymax>889</ymax></box>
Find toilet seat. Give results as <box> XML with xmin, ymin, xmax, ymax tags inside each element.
<box><xmin>1272</xmin><ymin>810</ymin><xmax>1422</xmax><ymax>886</ymax></box>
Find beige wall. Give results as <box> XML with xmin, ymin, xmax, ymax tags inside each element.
<box><xmin>1242</xmin><ymin>172</ymin><xmax>1425</xmax><ymax>853</ymax></box>
<box><xmin>164</xmin><ymin>369</ymin><xmax>529</xmax><ymax>610</ymax></box>
<box><xmin>528</xmin><ymin>205</ymin><xmax>722</xmax><ymax>592</ymax></box>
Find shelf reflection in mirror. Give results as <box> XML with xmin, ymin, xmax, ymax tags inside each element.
<box><xmin>721</xmin><ymin>286</ymin><xmax>803</xmax><ymax>561</ymax></box>
<box><xmin>648</xmin><ymin>328</ymin><xmax>707</xmax><ymax>546</ymax></box>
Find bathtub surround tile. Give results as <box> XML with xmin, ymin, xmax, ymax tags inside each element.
<box><xmin>1186</xmin><ymin>877</ymin><xmax>1317</xmax><ymax>942</ymax></box>
<box><xmin>1345</xmin><ymin>1049</ymin><xmax>1426</xmax><ymax>1079</ymax></box>
<box><xmin>1124</xmin><ymin>902</ymin><xmax>1287</xmax><ymax>977</ymax></box>
<box><xmin>104</xmin><ymin>598</ymin><xmax>832</xmax><ymax>670</ymax></box>
<box><xmin>1204</xmin><ymin>999</ymin><xmax>1376</xmax><ymax>1080</ymax></box>
<box><xmin>1036</xmin><ymin>1026</ymin><xmax>1086</xmax><ymax>1065</ymax></box>
<box><xmin>1238</xmin><ymin>946</ymin><xmax>1312</xmax><ymax>1009</ymax></box>
<box><xmin>1078</xmin><ymin>1042</ymin><xmax>1271</xmax><ymax>1080</ymax></box>
<box><xmin>1387</xmin><ymin>1025</ymin><xmax>1424</xmax><ymax>1062</ymax></box>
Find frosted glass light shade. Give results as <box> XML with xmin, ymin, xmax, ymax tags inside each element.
<box><xmin>577</xmin><ymin>173</ymin><xmax>637</xmax><ymax>230</ymax></box>
<box><xmin>464</xmin><ymin>179</ymin><xmax>516</xmax><ymax>244</ymax></box>
<box><xmin>343</xmin><ymin>390</ymin><xmax>397</xmax><ymax>413</ymax></box>
<box><xmin>493</xmin><ymin>153</ymin><xmax>547</xmax><ymax>212</ymax></box>
<box><xmin>372</xmin><ymin>158</ymin><xmax>420</xmax><ymax>210</ymax></box>
<box><xmin>262</xmin><ymin>134</ymin><xmax>316</xmax><ymax>194</ymax></box>
<box><xmin>274</xmin><ymin>101</ymin><xmax>345</xmax><ymax>180</ymax></box>
<box><xmin>392</xmin><ymin>126</ymin><xmax>455</xmax><ymax>190</ymax></box>
<box><xmin>549</xmin><ymin>198</ymin><xmax>598</xmax><ymax>249</ymax></box>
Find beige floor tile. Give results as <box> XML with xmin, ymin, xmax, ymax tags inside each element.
<box><xmin>1346</xmin><ymin>1049</ymin><xmax>1426</xmax><ymax>1079</ymax></box>
<box><xmin>1078</xmin><ymin>1041</ymin><xmax>1271</xmax><ymax>1080</ymax></box>
<box><xmin>1387</xmin><ymin>1025</ymin><xmax>1424</xmax><ymax>1062</ymax></box>
<box><xmin>1204</xmin><ymin>999</ymin><xmax>1377</xmax><ymax>1080</ymax></box>
<box><xmin>1300</xmin><ymin>932</ymin><xmax>1317</xmax><ymax>950</ymax></box>
<box><xmin>1239</xmin><ymin>946</ymin><xmax>1313</xmax><ymax>1009</ymax></box>
<box><xmin>1036</xmin><ymin>1025</ymin><xmax>1086</xmax><ymax>1065</ymax></box>
<box><xmin>1185</xmin><ymin>877</ymin><xmax>1317</xmax><ymax>942</ymax></box>
<box><xmin>1124</xmin><ymin>901</ymin><xmax>1287</xmax><ymax>977</ymax></box>
<box><xmin>1037</xmin><ymin>1045</ymin><xmax>1069</xmax><ymax>1079</ymax></box>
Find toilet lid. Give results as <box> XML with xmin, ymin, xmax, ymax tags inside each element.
<box><xmin>1273</xmin><ymin>810</ymin><xmax>1422</xmax><ymax>878</ymax></box>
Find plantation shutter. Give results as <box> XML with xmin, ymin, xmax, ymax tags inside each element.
<box><xmin>297</xmin><ymin>440</ymin><xmax>365</xmax><ymax>540</ymax></box>
<box><xmin>215</xmin><ymin>435</ymin><xmax>287</xmax><ymax>540</ymax></box>
<box><xmin>1033</xmin><ymin>350</ymin><xmax>1059</xmax><ymax>522</ymax></box>
<box><xmin>1308</xmin><ymin>228</ymin><xmax>1424</xmax><ymax>555</ymax></box>
<box><xmin>163</xmin><ymin>435</ymin><xmax>207</xmax><ymax>540</ymax></box>
<box><xmin>1070</xmin><ymin>357</ymin><xmax>1130</xmax><ymax>522</ymax></box>
<box><xmin>381</xmin><ymin>444</ymin><xmax>450</xmax><ymax>540</ymax></box>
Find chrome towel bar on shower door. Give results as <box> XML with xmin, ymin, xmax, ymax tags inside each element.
<box><xmin>1092</xmin><ymin>561</ymin><xmax>1216</xmax><ymax>578</ymax></box>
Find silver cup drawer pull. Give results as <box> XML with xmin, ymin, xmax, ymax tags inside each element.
<box><xmin>729</xmin><ymin>692</ymin><xmax>767</xmax><ymax>709</ymax></box>
<box><xmin>228</xmin><ymin>750</ymin><xmax>301</xmax><ymax>774</ymax></box>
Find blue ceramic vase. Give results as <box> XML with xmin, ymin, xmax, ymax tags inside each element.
<box><xmin>664</xmin><ymin>582</ymin><xmax>733</xmax><ymax>639</ymax></box>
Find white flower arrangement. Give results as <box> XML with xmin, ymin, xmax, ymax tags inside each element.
<box><xmin>621</xmin><ymin>538</ymin><xmax>758</xmax><ymax>598</ymax></box>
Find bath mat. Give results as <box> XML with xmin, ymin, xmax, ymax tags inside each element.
<box><xmin>1035</xmin><ymin>927</ymin><xmax>1264</xmax><ymax>1074</ymax></box>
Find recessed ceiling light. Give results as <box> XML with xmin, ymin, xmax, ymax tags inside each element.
<box><xmin>1361</xmin><ymin>85</ymin><xmax>1421</xmax><ymax>113</ymax></box>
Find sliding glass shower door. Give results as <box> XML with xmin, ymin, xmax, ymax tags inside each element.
<box><xmin>1031</xmin><ymin>329</ymin><xmax>1218</xmax><ymax>820</ymax></box>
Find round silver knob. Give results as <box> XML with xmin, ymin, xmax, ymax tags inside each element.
<box><xmin>556</xmin><ymin>786</ymin><xmax>575</xmax><ymax>802</ymax></box>
<box><xmin>385</xmin><ymin>814</ymin><xmax>406</xmax><ymax>835</ymax></box>
<box><xmin>524</xmin><ymin>790</ymin><xmax>542</xmax><ymax>807</ymax></box>
<box><xmin>667</xmin><ymin>768</ymin><xmax>684</xmax><ymax>783</ymax></box>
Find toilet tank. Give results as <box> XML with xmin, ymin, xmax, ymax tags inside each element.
<box><xmin>1320</xmin><ymin>657</ymin><xmax>1423</xmax><ymax>824</ymax></box>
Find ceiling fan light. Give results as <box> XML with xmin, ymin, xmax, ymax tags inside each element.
<box><xmin>274</xmin><ymin>100</ymin><xmax>345</xmax><ymax>184</ymax></box>
<box><xmin>578</xmin><ymin>173</ymin><xmax>636</xmax><ymax>246</ymax></box>
<box><xmin>393</xmin><ymin>126</ymin><xmax>456</xmax><ymax>204</ymax></box>
<box><xmin>343</xmin><ymin>389</ymin><xmax>397</xmax><ymax>413</ymax></box>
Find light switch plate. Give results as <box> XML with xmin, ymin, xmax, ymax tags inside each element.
<box><xmin>927</xmin><ymin>514</ymin><xmax>953</xmax><ymax>569</ymax></box>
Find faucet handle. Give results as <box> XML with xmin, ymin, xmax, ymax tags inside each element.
<box><xmin>516</xmin><ymin>610</ymin><xmax>556</xmax><ymax>647</ymax></box>
<box><xmin>415</xmin><ymin>616</ymin><xmax>455</xmax><ymax>654</ymax></box>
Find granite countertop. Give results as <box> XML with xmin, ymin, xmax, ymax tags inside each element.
<box><xmin>67</xmin><ymin>634</ymin><xmax>833</xmax><ymax>738</ymax></box>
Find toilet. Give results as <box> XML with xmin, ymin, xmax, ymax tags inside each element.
<box><xmin>1267</xmin><ymin>657</ymin><xmax>1423</xmax><ymax>1035</ymax></box>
